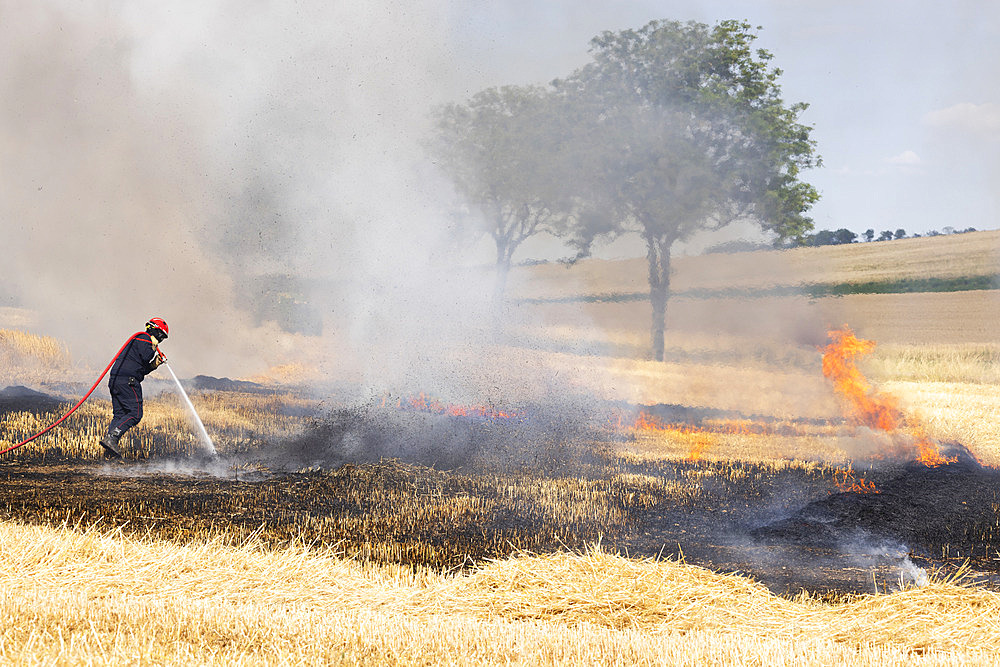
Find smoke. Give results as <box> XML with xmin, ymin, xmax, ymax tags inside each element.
<box><xmin>839</xmin><ymin>536</ymin><xmax>929</xmax><ymax>591</ymax></box>
<box><xmin>101</xmin><ymin>456</ymin><xmax>236</xmax><ymax>480</ymax></box>
<box><xmin>1</xmin><ymin>3</ymin><xmax>279</xmax><ymax>374</ymax></box>
<box><xmin>0</xmin><ymin>1</ymin><xmax>512</xmax><ymax>392</ymax></box>
<box><xmin>261</xmin><ymin>398</ymin><xmax>601</xmax><ymax>474</ymax></box>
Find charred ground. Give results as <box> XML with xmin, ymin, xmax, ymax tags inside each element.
<box><xmin>753</xmin><ymin>442</ymin><xmax>1000</xmax><ymax>562</ymax></box>
<box><xmin>4</xmin><ymin>392</ymin><xmax>1000</xmax><ymax>598</ymax></box>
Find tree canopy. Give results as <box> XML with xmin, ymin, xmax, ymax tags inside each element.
<box><xmin>554</xmin><ymin>19</ymin><xmax>821</xmax><ymax>359</ymax></box>
<box><xmin>432</xmin><ymin>85</ymin><xmax>570</xmax><ymax>301</ymax></box>
<box><xmin>432</xmin><ymin>19</ymin><xmax>821</xmax><ymax>360</ymax></box>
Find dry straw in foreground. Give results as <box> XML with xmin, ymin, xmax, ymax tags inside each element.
<box><xmin>2</xmin><ymin>521</ymin><xmax>999</xmax><ymax>665</ymax></box>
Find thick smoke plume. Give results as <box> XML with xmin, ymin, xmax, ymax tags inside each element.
<box><xmin>0</xmin><ymin>1</ymin><xmax>517</xmax><ymax>395</ymax></box>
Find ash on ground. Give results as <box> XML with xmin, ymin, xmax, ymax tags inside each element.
<box><xmin>751</xmin><ymin>442</ymin><xmax>999</xmax><ymax>581</ymax></box>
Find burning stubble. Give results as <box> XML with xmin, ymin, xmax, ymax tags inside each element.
<box><xmin>822</xmin><ymin>327</ymin><xmax>955</xmax><ymax>466</ymax></box>
<box><xmin>261</xmin><ymin>394</ymin><xmax>601</xmax><ymax>475</ymax></box>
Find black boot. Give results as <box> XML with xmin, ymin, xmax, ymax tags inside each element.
<box><xmin>100</xmin><ymin>428</ymin><xmax>123</xmax><ymax>459</ymax></box>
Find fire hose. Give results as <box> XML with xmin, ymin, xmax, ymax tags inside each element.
<box><xmin>0</xmin><ymin>332</ymin><xmax>160</xmax><ymax>456</ymax></box>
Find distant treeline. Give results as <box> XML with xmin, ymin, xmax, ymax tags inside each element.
<box><xmin>793</xmin><ymin>226</ymin><xmax>979</xmax><ymax>247</ymax></box>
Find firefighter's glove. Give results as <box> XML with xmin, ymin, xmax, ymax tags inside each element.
<box><xmin>151</xmin><ymin>349</ymin><xmax>166</xmax><ymax>369</ymax></box>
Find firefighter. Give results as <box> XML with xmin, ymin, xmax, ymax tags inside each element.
<box><xmin>99</xmin><ymin>318</ymin><xmax>168</xmax><ymax>459</ymax></box>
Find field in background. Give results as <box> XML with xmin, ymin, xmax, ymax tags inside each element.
<box><xmin>510</xmin><ymin>229</ymin><xmax>1000</xmax><ymax>297</ymax></box>
<box><xmin>508</xmin><ymin>230</ymin><xmax>1000</xmax><ymax>463</ymax></box>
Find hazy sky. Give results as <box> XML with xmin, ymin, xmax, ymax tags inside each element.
<box><xmin>451</xmin><ymin>1</ymin><xmax>1000</xmax><ymax>238</ymax></box>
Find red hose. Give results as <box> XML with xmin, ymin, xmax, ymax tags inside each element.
<box><xmin>0</xmin><ymin>331</ymin><xmax>148</xmax><ymax>456</ymax></box>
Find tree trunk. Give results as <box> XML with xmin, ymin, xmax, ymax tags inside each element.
<box><xmin>493</xmin><ymin>257</ymin><xmax>510</xmax><ymax>308</ymax></box>
<box><xmin>646</xmin><ymin>236</ymin><xmax>672</xmax><ymax>362</ymax></box>
<box><xmin>491</xmin><ymin>243</ymin><xmax>513</xmax><ymax>339</ymax></box>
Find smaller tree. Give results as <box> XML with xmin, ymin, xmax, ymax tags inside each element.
<box><xmin>863</xmin><ymin>229</ymin><xmax>875</xmax><ymax>242</ymax></box>
<box><xmin>432</xmin><ymin>85</ymin><xmax>568</xmax><ymax>303</ymax></box>
<box><xmin>878</xmin><ymin>230</ymin><xmax>894</xmax><ymax>241</ymax></box>
<box><xmin>894</xmin><ymin>228</ymin><xmax>907</xmax><ymax>239</ymax></box>
<box><xmin>808</xmin><ymin>230</ymin><xmax>836</xmax><ymax>246</ymax></box>
<box><xmin>808</xmin><ymin>228</ymin><xmax>856</xmax><ymax>246</ymax></box>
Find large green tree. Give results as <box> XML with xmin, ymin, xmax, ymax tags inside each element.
<box><xmin>554</xmin><ymin>19</ymin><xmax>821</xmax><ymax>361</ymax></box>
<box><xmin>432</xmin><ymin>85</ymin><xmax>569</xmax><ymax>303</ymax></box>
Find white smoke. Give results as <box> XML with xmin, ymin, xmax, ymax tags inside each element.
<box><xmin>0</xmin><ymin>2</ymin><xmax>823</xmax><ymax>417</ymax></box>
<box><xmin>841</xmin><ymin>536</ymin><xmax>930</xmax><ymax>592</ymax></box>
<box><xmin>0</xmin><ymin>0</ymin><xmax>511</xmax><ymax>392</ymax></box>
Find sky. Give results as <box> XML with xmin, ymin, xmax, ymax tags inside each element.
<box><xmin>450</xmin><ymin>0</ymin><xmax>1000</xmax><ymax>241</ymax></box>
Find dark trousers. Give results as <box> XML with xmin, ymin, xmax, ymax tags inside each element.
<box><xmin>108</xmin><ymin>378</ymin><xmax>143</xmax><ymax>435</ymax></box>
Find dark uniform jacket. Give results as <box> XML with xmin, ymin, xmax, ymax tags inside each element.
<box><xmin>108</xmin><ymin>332</ymin><xmax>160</xmax><ymax>386</ymax></box>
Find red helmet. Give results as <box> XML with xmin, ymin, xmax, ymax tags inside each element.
<box><xmin>146</xmin><ymin>317</ymin><xmax>169</xmax><ymax>337</ymax></box>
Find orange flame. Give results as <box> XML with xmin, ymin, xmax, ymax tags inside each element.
<box><xmin>387</xmin><ymin>393</ymin><xmax>518</xmax><ymax>420</ymax></box>
<box><xmin>629</xmin><ymin>411</ymin><xmax>714</xmax><ymax>461</ymax></box>
<box><xmin>909</xmin><ymin>424</ymin><xmax>955</xmax><ymax>468</ymax></box>
<box><xmin>822</xmin><ymin>329</ymin><xmax>899</xmax><ymax>431</ymax></box>
<box><xmin>823</xmin><ymin>327</ymin><xmax>953</xmax><ymax>466</ymax></box>
<box><xmin>686</xmin><ymin>433</ymin><xmax>712</xmax><ymax>462</ymax></box>
<box><xmin>833</xmin><ymin>465</ymin><xmax>880</xmax><ymax>494</ymax></box>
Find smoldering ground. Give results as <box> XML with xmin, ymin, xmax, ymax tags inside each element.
<box><xmin>17</xmin><ymin>442</ymin><xmax>991</xmax><ymax>596</ymax></box>
<box><xmin>249</xmin><ymin>395</ymin><xmax>606</xmax><ymax>475</ymax></box>
<box><xmin>752</xmin><ymin>442</ymin><xmax>997</xmax><ymax>554</ymax></box>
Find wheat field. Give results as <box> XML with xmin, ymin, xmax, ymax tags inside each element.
<box><xmin>4</xmin><ymin>234</ymin><xmax>1000</xmax><ymax>664</ymax></box>
<box><xmin>509</xmin><ymin>229</ymin><xmax>1000</xmax><ymax>298</ymax></box>
<box><xmin>4</xmin><ymin>521</ymin><xmax>1000</xmax><ymax>666</ymax></box>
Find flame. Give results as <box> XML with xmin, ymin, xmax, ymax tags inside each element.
<box><xmin>822</xmin><ymin>328</ymin><xmax>899</xmax><ymax>431</ymax></box>
<box><xmin>908</xmin><ymin>423</ymin><xmax>955</xmax><ymax>468</ymax></box>
<box><xmin>628</xmin><ymin>411</ymin><xmax>714</xmax><ymax>461</ymax></box>
<box><xmin>833</xmin><ymin>465</ymin><xmax>879</xmax><ymax>494</ymax></box>
<box><xmin>685</xmin><ymin>433</ymin><xmax>712</xmax><ymax>462</ymax></box>
<box><xmin>386</xmin><ymin>393</ymin><xmax>519</xmax><ymax>420</ymax></box>
<box><xmin>823</xmin><ymin>327</ymin><xmax>953</xmax><ymax>466</ymax></box>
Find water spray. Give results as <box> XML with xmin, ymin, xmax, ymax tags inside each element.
<box><xmin>163</xmin><ymin>362</ymin><xmax>217</xmax><ymax>457</ymax></box>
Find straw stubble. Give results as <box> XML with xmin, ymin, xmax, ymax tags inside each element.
<box><xmin>2</xmin><ymin>522</ymin><xmax>999</xmax><ymax>665</ymax></box>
